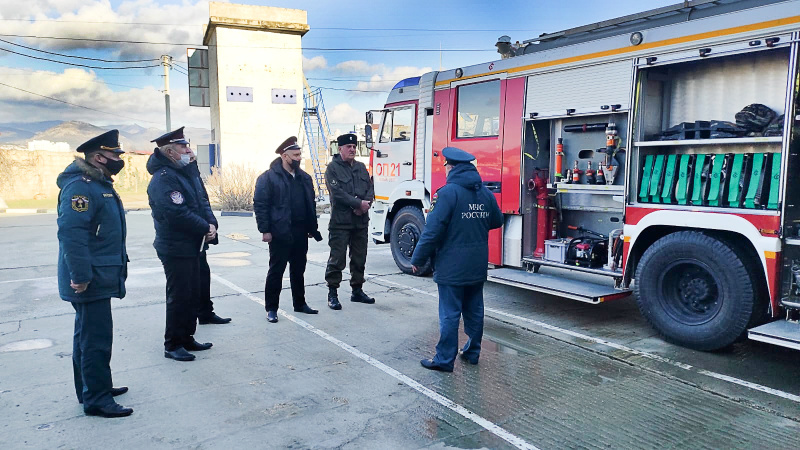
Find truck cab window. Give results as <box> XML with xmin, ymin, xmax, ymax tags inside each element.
<box><xmin>379</xmin><ymin>111</ymin><xmax>393</xmax><ymax>143</ymax></box>
<box><xmin>392</xmin><ymin>107</ymin><xmax>414</xmax><ymax>141</ymax></box>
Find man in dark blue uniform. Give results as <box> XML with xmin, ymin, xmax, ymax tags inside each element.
<box><xmin>57</xmin><ymin>129</ymin><xmax>133</xmax><ymax>417</ymax></box>
<box><xmin>147</xmin><ymin>127</ymin><xmax>214</xmax><ymax>362</ymax></box>
<box><xmin>410</xmin><ymin>147</ymin><xmax>503</xmax><ymax>372</ymax></box>
<box><xmin>254</xmin><ymin>136</ymin><xmax>322</xmax><ymax>323</ymax></box>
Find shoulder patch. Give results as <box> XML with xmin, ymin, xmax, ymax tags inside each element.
<box><xmin>71</xmin><ymin>195</ymin><xmax>89</xmax><ymax>212</ymax></box>
<box><xmin>330</xmin><ymin>178</ymin><xmax>338</xmax><ymax>186</ymax></box>
<box><xmin>170</xmin><ymin>191</ymin><xmax>184</xmax><ymax>204</ymax></box>
<box><xmin>102</xmin><ymin>193</ymin><xmax>113</xmax><ymax>198</ymax></box>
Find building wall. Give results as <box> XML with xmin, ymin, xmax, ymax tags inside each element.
<box><xmin>0</xmin><ymin>149</ymin><xmax>150</xmax><ymax>201</ymax></box>
<box><xmin>206</xmin><ymin>4</ymin><xmax>307</xmax><ymax>171</ymax></box>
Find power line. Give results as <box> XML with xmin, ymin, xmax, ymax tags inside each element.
<box><xmin>0</xmin><ymin>68</ymin><xmax>150</xmax><ymax>90</ymax></box>
<box><xmin>310</xmin><ymin>85</ymin><xmax>386</xmax><ymax>93</ymax></box>
<box><xmin>0</xmin><ymin>33</ymin><xmax>492</xmax><ymax>52</ymax></box>
<box><xmin>0</xmin><ymin>38</ymin><xmax>158</xmax><ymax>63</ymax></box>
<box><xmin>308</xmin><ymin>77</ymin><xmax>404</xmax><ymax>83</ymax></box>
<box><xmin>0</xmin><ymin>81</ymin><xmax>159</xmax><ymax>124</ymax></box>
<box><xmin>0</xmin><ymin>45</ymin><xmax>161</xmax><ymax>70</ymax></box>
<box><xmin>0</xmin><ymin>18</ymin><xmax>538</xmax><ymax>33</ymax></box>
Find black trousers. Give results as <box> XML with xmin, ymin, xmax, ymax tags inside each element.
<box><xmin>265</xmin><ymin>228</ymin><xmax>309</xmax><ymax>312</ymax></box>
<box><xmin>72</xmin><ymin>299</ymin><xmax>114</xmax><ymax>409</ymax></box>
<box><xmin>197</xmin><ymin>252</ymin><xmax>215</xmax><ymax>320</ymax></box>
<box><xmin>159</xmin><ymin>254</ymin><xmax>199</xmax><ymax>351</ymax></box>
<box><xmin>325</xmin><ymin>227</ymin><xmax>369</xmax><ymax>289</ymax></box>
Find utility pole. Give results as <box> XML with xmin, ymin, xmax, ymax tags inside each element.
<box><xmin>161</xmin><ymin>55</ymin><xmax>172</xmax><ymax>132</ymax></box>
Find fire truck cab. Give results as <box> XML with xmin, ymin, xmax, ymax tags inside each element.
<box><xmin>366</xmin><ymin>0</ymin><xmax>800</xmax><ymax>351</ymax></box>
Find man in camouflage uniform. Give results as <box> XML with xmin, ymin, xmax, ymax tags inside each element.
<box><xmin>324</xmin><ymin>133</ymin><xmax>375</xmax><ymax>309</ymax></box>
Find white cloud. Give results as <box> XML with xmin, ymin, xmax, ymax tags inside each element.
<box><xmin>0</xmin><ymin>67</ymin><xmax>208</xmax><ymax>129</ymax></box>
<box><xmin>0</xmin><ymin>0</ymin><xmax>212</xmax><ymax>60</ymax></box>
<box><xmin>303</xmin><ymin>55</ymin><xmax>327</xmax><ymax>72</ymax></box>
<box><xmin>330</xmin><ymin>60</ymin><xmax>432</xmax><ymax>93</ymax></box>
<box><xmin>326</xmin><ymin>102</ymin><xmax>361</xmax><ymax>128</ymax></box>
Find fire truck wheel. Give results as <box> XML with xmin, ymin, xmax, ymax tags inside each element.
<box><xmin>390</xmin><ymin>206</ymin><xmax>432</xmax><ymax>276</ymax></box>
<box><xmin>634</xmin><ymin>231</ymin><xmax>754</xmax><ymax>351</ymax></box>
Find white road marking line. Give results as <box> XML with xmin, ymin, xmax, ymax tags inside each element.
<box><xmin>210</xmin><ymin>273</ymin><xmax>538</xmax><ymax>450</ymax></box>
<box><xmin>0</xmin><ymin>267</ymin><xmax>164</xmax><ymax>284</ymax></box>
<box><xmin>375</xmin><ymin>277</ymin><xmax>800</xmax><ymax>404</ymax></box>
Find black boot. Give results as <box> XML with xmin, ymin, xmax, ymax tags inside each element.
<box><xmin>328</xmin><ymin>287</ymin><xmax>342</xmax><ymax>310</ymax></box>
<box><xmin>351</xmin><ymin>287</ymin><xmax>375</xmax><ymax>304</ymax></box>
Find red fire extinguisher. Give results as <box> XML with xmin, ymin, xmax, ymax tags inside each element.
<box><xmin>528</xmin><ymin>169</ymin><xmax>556</xmax><ymax>258</ymax></box>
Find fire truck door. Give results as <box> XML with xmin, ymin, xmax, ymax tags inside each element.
<box><xmin>373</xmin><ymin>105</ymin><xmax>416</xmax><ymax>201</ymax></box>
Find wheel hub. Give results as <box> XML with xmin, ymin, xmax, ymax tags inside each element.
<box><xmin>659</xmin><ymin>260</ymin><xmax>722</xmax><ymax>324</ymax></box>
<box><xmin>397</xmin><ymin>224</ymin><xmax>419</xmax><ymax>259</ymax></box>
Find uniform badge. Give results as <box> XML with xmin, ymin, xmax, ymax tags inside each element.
<box><xmin>170</xmin><ymin>191</ymin><xmax>184</xmax><ymax>204</ymax></box>
<box><xmin>430</xmin><ymin>191</ymin><xmax>439</xmax><ymax>212</ymax></box>
<box><xmin>71</xmin><ymin>195</ymin><xmax>89</xmax><ymax>212</ymax></box>
<box><xmin>102</xmin><ymin>193</ymin><xmax>113</xmax><ymax>198</ymax></box>
<box><xmin>330</xmin><ymin>179</ymin><xmax>338</xmax><ymax>186</ymax></box>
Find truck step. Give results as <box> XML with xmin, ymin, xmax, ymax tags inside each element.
<box><xmin>748</xmin><ymin>320</ymin><xmax>800</xmax><ymax>350</ymax></box>
<box><xmin>487</xmin><ymin>268</ymin><xmax>631</xmax><ymax>304</ymax></box>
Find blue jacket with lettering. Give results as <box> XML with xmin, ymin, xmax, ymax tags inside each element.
<box><xmin>146</xmin><ymin>150</ymin><xmax>213</xmax><ymax>258</ymax></box>
<box><xmin>410</xmin><ymin>163</ymin><xmax>503</xmax><ymax>285</ymax></box>
<box><xmin>56</xmin><ymin>158</ymin><xmax>128</xmax><ymax>303</ymax></box>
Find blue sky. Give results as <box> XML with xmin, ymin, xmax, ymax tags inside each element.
<box><xmin>0</xmin><ymin>0</ymin><xmax>673</xmax><ymax>135</ymax></box>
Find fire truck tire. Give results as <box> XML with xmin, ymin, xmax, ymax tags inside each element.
<box><xmin>390</xmin><ymin>206</ymin><xmax>432</xmax><ymax>276</ymax></box>
<box><xmin>634</xmin><ymin>231</ymin><xmax>754</xmax><ymax>351</ymax></box>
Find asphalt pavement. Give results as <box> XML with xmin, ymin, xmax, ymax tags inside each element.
<box><xmin>1</xmin><ymin>212</ymin><xmax>799</xmax><ymax>449</ymax></box>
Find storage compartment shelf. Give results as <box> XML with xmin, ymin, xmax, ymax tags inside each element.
<box><xmin>635</xmin><ymin>137</ymin><xmax>782</xmax><ymax>147</ymax></box>
<box><xmin>523</xmin><ymin>257</ymin><xmax>622</xmax><ymax>278</ymax></box>
<box><xmin>551</xmin><ymin>184</ymin><xmax>624</xmax><ymax>194</ymax></box>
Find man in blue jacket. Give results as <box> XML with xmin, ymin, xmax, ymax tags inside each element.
<box><xmin>410</xmin><ymin>147</ymin><xmax>503</xmax><ymax>372</ymax></box>
<box><xmin>56</xmin><ymin>129</ymin><xmax>133</xmax><ymax>417</ymax></box>
<box><xmin>147</xmin><ymin>127</ymin><xmax>214</xmax><ymax>362</ymax></box>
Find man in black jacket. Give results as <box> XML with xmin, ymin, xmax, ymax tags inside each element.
<box><xmin>254</xmin><ymin>136</ymin><xmax>322</xmax><ymax>323</ymax></box>
<box><xmin>147</xmin><ymin>127</ymin><xmax>214</xmax><ymax>361</ymax></box>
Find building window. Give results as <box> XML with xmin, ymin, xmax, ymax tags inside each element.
<box><xmin>456</xmin><ymin>80</ymin><xmax>500</xmax><ymax>139</ymax></box>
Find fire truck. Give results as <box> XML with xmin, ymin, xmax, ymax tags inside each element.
<box><xmin>363</xmin><ymin>0</ymin><xmax>800</xmax><ymax>352</ymax></box>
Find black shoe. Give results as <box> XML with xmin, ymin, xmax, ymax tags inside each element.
<box><xmin>420</xmin><ymin>359</ymin><xmax>453</xmax><ymax>372</ymax></box>
<box><xmin>199</xmin><ymin>314</ymin><xmax>231</xmax><ymax>325</ymax></box>
<box><xmin>459</xmin><ymin>352</ymin><xmax>479</xmax><ymax>365</ymax></box>
<box><xmin>294</xmin><ymin>304</ymin><xmax>318</xmax><ymax>314</ymax></box>
<box><xmin>78</xmin><ymin>386</ymin><xmax>128</xmax><ymax>404</ymax></box>
<box><xmin>351</xmin><ymin>288</ymin><xmax>375</xmax><ymax>304</ymax></box>
<box><xmin>84</xmin><ymin>403</ymin><xmax>133</xmax><ymax>418</ymax></box>
<box><xmin>164</xmin><ymin>347</ymin><xmax>195</xmax><ymax>361</ymax></box>
<box><xmin>328</xmin><ymin>288</ymin><xmax>342</xmax><ymax>310</ymax></box>
<box><xmin>184</xmin><ymin>340</ymin><xmax>213</xmax><ymax>351</ymax></box>
<box><xmin>267</xmin><ymin>310</ymin><xmax>278</xmax><ymax>323</ymax></box>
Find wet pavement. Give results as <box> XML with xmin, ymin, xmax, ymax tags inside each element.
<box><xmin>1</xmin><ymin>212</ymin><xmax>799</xmax><ymax>449</ymax></box>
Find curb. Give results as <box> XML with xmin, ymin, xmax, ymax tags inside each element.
<box><xmin>220</xmin><ymin>211</ymin><xmax>254</xmax><ymax>217</ymax></box>
<box><xmin>0</xmin><ymin>208</ymin><xmax>56</xmax><ymax>214</ymax></box>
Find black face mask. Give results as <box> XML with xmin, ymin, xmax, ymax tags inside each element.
<box><xmin>289</xmin><ymin>159</ymin><xmax>301</xmax><ymax>171</ymax></box>
<box><xmin>102</xmin><ymin>158</ymin><xmax>125</xmax><ymax>175</ymax></box>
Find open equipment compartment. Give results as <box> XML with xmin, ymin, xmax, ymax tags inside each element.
<box><xmin>630</xmin><ymin>44</ymin><xmax>791</xmax><ymax>211</ymax></box>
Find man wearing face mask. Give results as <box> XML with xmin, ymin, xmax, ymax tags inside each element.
<box><xmin>146</xmin><ymin>127</ymin><xmax>214</xmax><ymax>362</ymax></box>
<box><xmin>56</xmin><ymin>129</ymin><xmax>133</xmax><ymax>417</ymax></box>
<box><xmin>254</xmin><ymin>136</ymin><xmax>322</xmax><ymax>323</ymax></box>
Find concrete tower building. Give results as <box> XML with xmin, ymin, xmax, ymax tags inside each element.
<box><xmin>203</xmin><ymin>2</ymin><xmax>308</xmax><ymax>168</ymax></box>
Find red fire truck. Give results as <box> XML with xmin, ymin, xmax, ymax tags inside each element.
<box><xmin>364</xmin><ymin>0</ymin><xmax>800</xmax><ymax>351</ymax></box>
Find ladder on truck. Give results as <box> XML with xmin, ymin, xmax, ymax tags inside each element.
<box><xmin>302</xmin><ymin>81</ymin><xmax>331</xmax><ymax>200</ymax></box>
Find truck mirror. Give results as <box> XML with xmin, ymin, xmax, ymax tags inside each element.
<box><xmin>366</xmin><ymin>111</ymin><xmax>374</xmax><ymax>124</ymax></box>
<box><xmin>364</xmin><ymin>124</ymin><xmax>373</xmax><ymax>149</ymax></box>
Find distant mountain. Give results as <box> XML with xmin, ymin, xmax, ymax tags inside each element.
<box><xmin>0</xmin><ymin>121</ymin><xmax>63</xmax><ymax>143</ymax></box>
<box><xmin>3</xmin><ymin>121</ymin><xmax>211</xmax><ymax>152</ymax></box>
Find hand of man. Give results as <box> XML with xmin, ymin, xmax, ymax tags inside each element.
<box><xmin>262</xmin><ymin>232</ymin><xmax>272</xmax><ymax>243</ymax></box>
<box><xmin>205</xmin><ymin>224</ymin><xmax>217</xmax><ymax>242</ymax></box>
<box><xmin>411</xmin><ymin>265</ymin><xmax>418</xmax><ymax>274</ymax></box>
<box><xmin>71</xmin><ymin>280</ymin><xmax>89</xmax><ymax>294</ymax></box>
<box><xmin>353</xmin><ymin>208</ymin><xmax>363</xmax><ymax>216</ymax></box>
<box><xmin>360</xmin><ymin>200</ymin><xmax>371</xmax><ymax>214</ymax></box>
